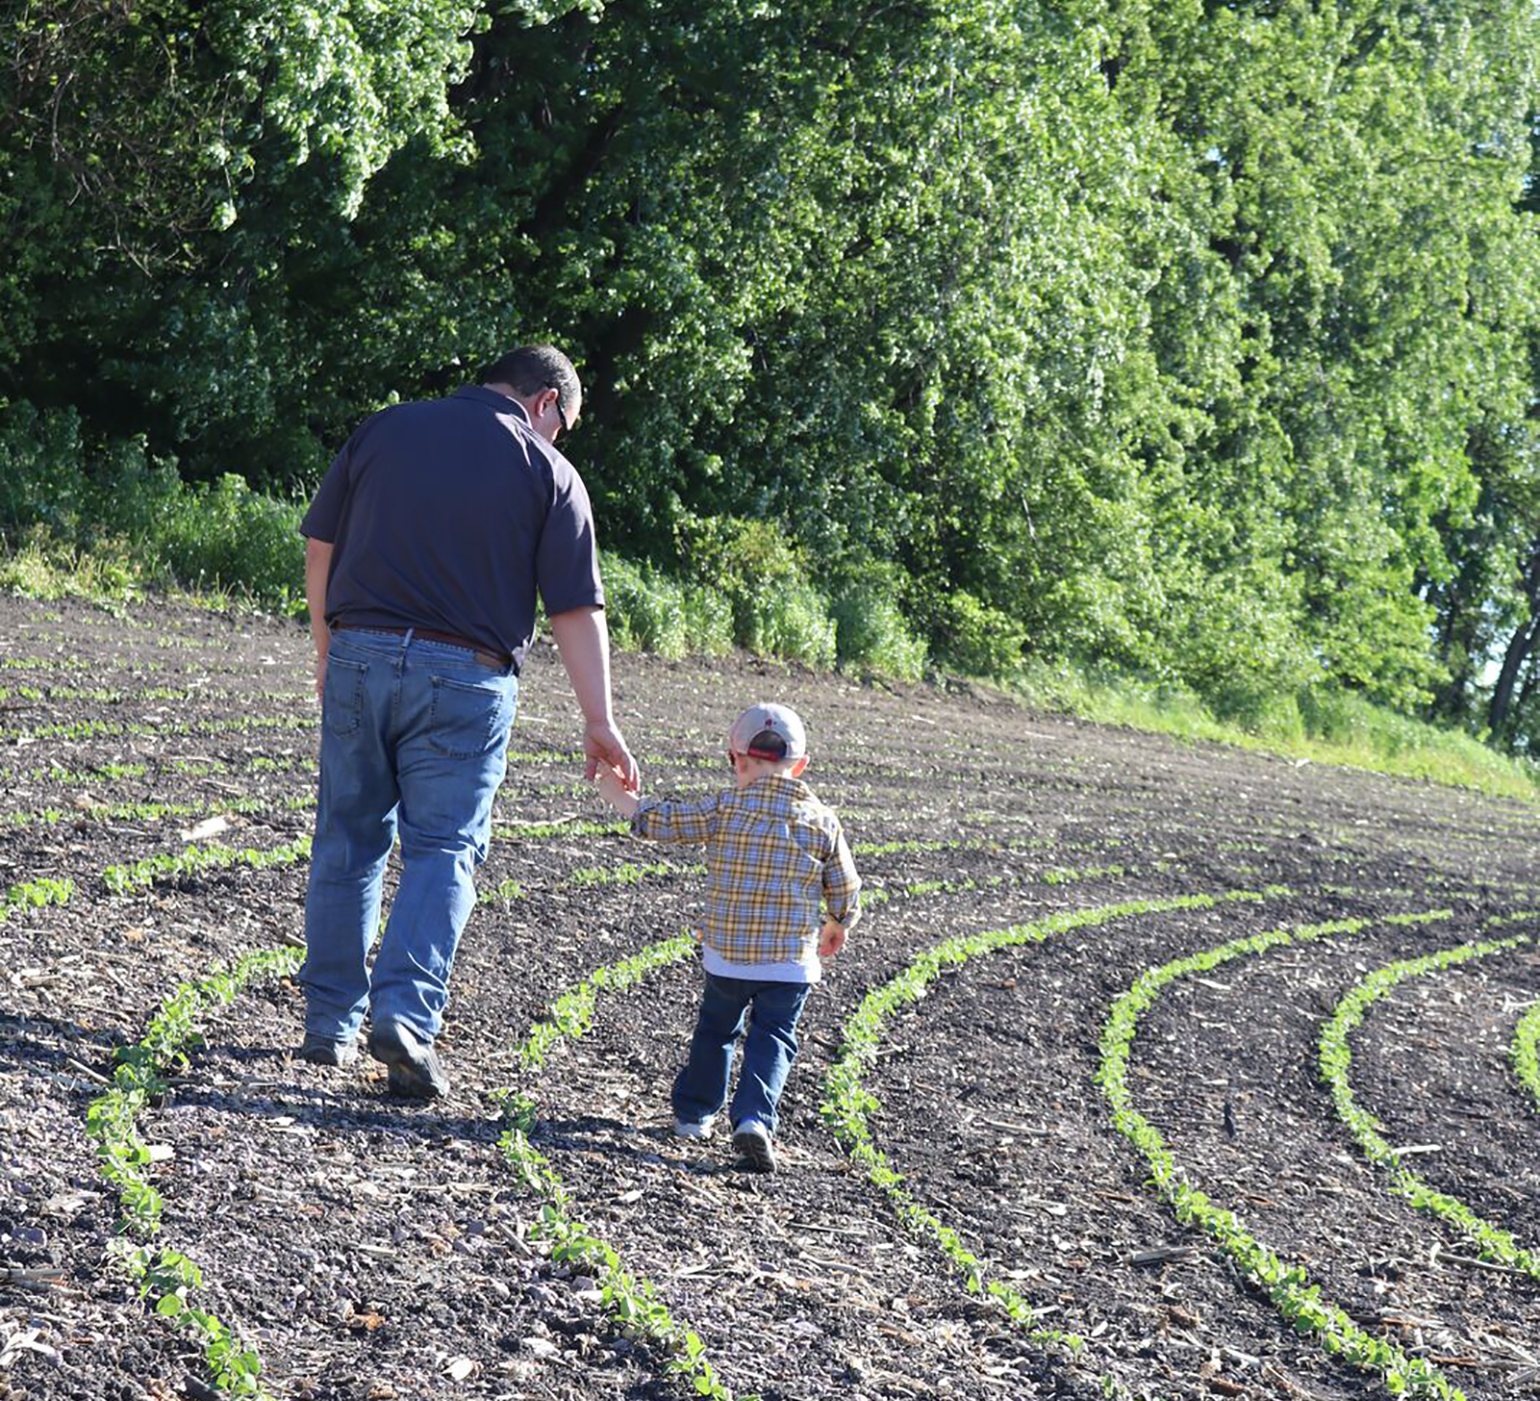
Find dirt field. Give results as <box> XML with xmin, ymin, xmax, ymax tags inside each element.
<box><xmin>2</xmin><ymin>594</ymin><xmax>1538</xmax><ymax>1401</ymax></box>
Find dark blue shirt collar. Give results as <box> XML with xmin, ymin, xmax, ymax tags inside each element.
<box><xmin>453</xmin><ymin>385</ymin><xmax>531</xmax><ymax>424</ymax></box>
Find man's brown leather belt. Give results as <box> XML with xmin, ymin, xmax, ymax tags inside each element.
<box><xmin>333</xmin><ymin>623</ymin><xmax>510</xmax><ymax>671</ymax></box>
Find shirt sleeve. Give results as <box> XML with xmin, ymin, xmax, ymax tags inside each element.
<box><xmin>822</xmin><ymin>822</ymin><xmax>862</xmax><ymax>930</ymax></box>
<box><xmin>536</xmin><ymin>457</ymin><xmax>605</xmax><ymax>615</ymax></box>
<box><xmin>632</xmin><ymin>793</ymin><xmax>723</xmax><ymax>845</ymax></box>
<box><xmin>300</xmin><ymin>444</ymin><xmax>352</xmax><ymax>542</ymax></box>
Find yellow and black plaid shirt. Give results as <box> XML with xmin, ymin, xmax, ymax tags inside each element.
<box><xmin>632</xmin><ymin>775</ymin><xmax>862</xmax><ymax>970</ymax></box>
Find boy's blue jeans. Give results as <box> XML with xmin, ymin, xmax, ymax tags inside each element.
<box><xmin>300</xmin><ymin>628</ymin><xmax>517</xmax><ymax>1045</ymax></box>
<box><xmin>672</xmin><ymin>972</ymin><xmax>812</xmax><ymax>1135</ymax></box>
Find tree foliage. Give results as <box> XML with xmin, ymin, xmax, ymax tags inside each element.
<box><xmin>2</xmin><ymin>0</ymin><xmax>1537</xmax><ymax>745</ymax></box>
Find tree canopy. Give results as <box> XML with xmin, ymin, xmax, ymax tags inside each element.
<box><xmin>3</xmin><ymin>0</ymin><xmax>1538</xmax><ymax>747</ymax></box>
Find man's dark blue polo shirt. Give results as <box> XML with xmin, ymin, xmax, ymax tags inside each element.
<box><xmin>300</xmin><ymin>386</ymin><xmax>604</xmax><ymax>674</ymax></box>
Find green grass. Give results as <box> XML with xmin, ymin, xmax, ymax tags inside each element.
<box><xmin>0</xmin><ymin>533</ymin><xmax>285</xmax><ymax>615</ymax></box>
<box><xmin>1013</xmin><ymin>658</ymin><xmax>1540</xmax><ymax>805</ymax></box>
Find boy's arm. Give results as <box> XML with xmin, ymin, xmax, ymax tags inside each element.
<box><xmin>822</xmin><ymin>825</ymin><xmax>862</xmax><ymax>931</ymax></box>
<box><xmin>629</xmin><ymin>791</ymin><xmax>723</xmax><ymax>845</ymax></box>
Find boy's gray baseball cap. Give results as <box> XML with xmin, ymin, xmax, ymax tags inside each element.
<box><xmin>729</xmin><ymin>703</ymin><xmax>807</xmax><ymax>761</ymax></box>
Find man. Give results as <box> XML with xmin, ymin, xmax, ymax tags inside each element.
<box><xmin>297</xmin><ymin>344</ymin><xmax>638</xmax><ymax>1098</ymax></box>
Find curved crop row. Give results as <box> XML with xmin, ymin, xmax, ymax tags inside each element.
<box><xmin>496</xmin><ymin>933</ymin><xmax>749</xmax><ymax>1401</ymax></box>
<box><xmin>7</xmin><ymin>794</ymin><xmax>287</xmax><ymax>832</ymax></box>
<box><xmin>821</xmin><ymin>887</ymin><xmax>1285</xmax><ymax>1383</ymax></box>
<box><xmin>87</xmin><ymin>943</ymin><xmax>302</xmax><ymax>1397</ymax></box>
<box><xmin>0</xmin><ymin>683</ymin><xmax>303</xmax><ymax>707</ymax></box>
<box><xmin>1319</xmin><ymin>921</ymin><xmax>1540</xmax><ymax>1281</ymax></box>
<box><xmin>0</xmin><ymin>712</ymin><xmax>315</xmax><ymax>745</ymax></box>
<box><xmin>1097</xmin><ymin>909</ymin><xmax>1460</xmax><ymax>1399</ymax></box>
<box><xmin>490</xmin><ymin>857</ymin><xmax>1119</xmax><ymax>1398</ymax></box>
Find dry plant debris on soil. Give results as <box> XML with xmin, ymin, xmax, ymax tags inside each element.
<box><xmin>1</xmin><ymin>595</ymin><xmax>1538</xmax><ymax>1401</ymax></box>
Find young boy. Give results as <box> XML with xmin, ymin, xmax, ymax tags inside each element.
<box><xmin>596</xmin><ymin>702</ymin><xmax>861</xmax><ymax>1173</ymax></box>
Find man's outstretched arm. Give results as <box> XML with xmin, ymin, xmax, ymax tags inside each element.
<box><xmin>549</xmin><ymin>605</ymin><xmax>640</xmax><ymax>792</ymax></box>
<box><xmin>305</xmin><ymin>537</ymin><xmax>334</xmax><ymax>702</ymax></box>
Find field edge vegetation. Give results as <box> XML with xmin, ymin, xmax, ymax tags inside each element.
<box><xmin>7</xmin><ymin>535</ymin><xmax>1538</xmax><ymax>807</ymax></box>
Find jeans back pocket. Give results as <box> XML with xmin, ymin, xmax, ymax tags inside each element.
<box><xmin>428</xmin><ymin>673</ymin><xmax>517</xmax><ymax>758</ymax></box>
<box><xmin>322</xmin><ymin>653</ymin><xmax>369</xmax><ymax>737</ymax></box>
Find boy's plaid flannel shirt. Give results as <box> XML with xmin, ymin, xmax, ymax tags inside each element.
<box><xmin>631</xmin><ymin>774</ymin><xmax>861</xmax><ymax>968</ymax></box>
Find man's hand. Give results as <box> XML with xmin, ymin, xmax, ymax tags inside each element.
<box><xmin>818</xmin><ymin>918</ymin><xmax>847</xmax><ymax>958</ymax></box>
<box><xmin>584</xmin><ymin>719</ymin><xmax>640</xmax><ymax>792</ymax></box>
<box><xmin>549</xmin><ymin>608</ymin><xmax>639</xmax><ymax>792</ymax></box>
<box><xmin>313</xmin><ymin>648</ymin><xmax>328</xmax><ymax>704</ymax></box>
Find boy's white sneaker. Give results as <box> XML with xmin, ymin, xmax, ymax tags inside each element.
<box><xmin>674</xmin><ymin>1117</ymin><xmax>715</xmax><ymax>1140</ymax></box>
<box><xmin>732</xmin><ymin>1119</ymin><xmax>776</xmax><ymax>1173</ymax></box>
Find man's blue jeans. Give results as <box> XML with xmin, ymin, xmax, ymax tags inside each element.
<box><xmin>300</xmin><ymin>629</ymin><xmax>517</xmax><ymax>1045</ymax></box>
<box><xmin>672</xmin><ymin>972</ymin><xmax>812</xmax><ymax>1135</ymax></box>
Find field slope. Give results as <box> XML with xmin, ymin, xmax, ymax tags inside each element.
<box><xmin>2</xmin><ymin>595</ymin><xmax>1537</xmax><ymax>1401</ymax></box>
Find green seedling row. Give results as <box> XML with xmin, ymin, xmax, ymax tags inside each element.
<box><xmin>0</xmin><ymin>712</ymin><xmax>315</xmax><ymax>744</ymax></box>
<box><xmin>0</xmin><ymin>654</ymin><xmax>94</xmax><ymax>671</ymax></box>
<box><xmin>860</xmin><ymin>856</ymin><xmax>1175</xmax><ymax>910</ymax></box>
<box><xmin>498</xmin><ymin>932</ymin><xmax>750</xmax><ymax>1400</ymax></box>
<box><xmin>822</xmin><ymin>887</ymin><xmax>1286</xmax><ymax>1394</ymax></box>
<box><xmin>0</xmin><ymin>684</ymin><xmax>304</xmax><ymax>706</ymax></box>
<box><xmin>1516</xmin><ymin>997</ymin><xmax>1540</xmax><ymax>1113</ymax></box>
<box><xmin>1319</xmin><ymin>920</ymin><xmax>1540</xmax><ymax>1282</ymax></box>
<box><xmin>567</xmin><ymin>860</ymin><xmax>699</xmax><ymax>888</ymax></box>
<box><xmin>0</xmin><ymin>761</ymin><xmax>152</xmax><ymax>788</ymax></box>
<box><xmin>103</xmin><ymin>836</ymin><xmax>312</xmax><ymax>895</ymax></box>
<box><xmin>0</xmin><ymin>875</ymin><xmax>74</xmax><ymax>923</ymax></box>
<box><xmin>850</xmin><ymin>838</ymin><xmax>953</xmax><ymax>857</ymax></box>
<box><xmin>505</xmin><ymin>748</ymin><xmax>587</xmax><ymax>765</ymax></box>
<box><xmin>1097</xmin><ymin>908</ymin><xmax>1460</xmax><ymax>1399</ymax></box>
<box><xmin>494</xmin><ymin>818</ymin><xmax>629</xmax><ymax>842</ymax></box>
<box><xmin>87</xmin><ymin>943</ymin><xmax>302</xmax><ymax>1397</ymax></box>
<box><xmin>7</xmin><ymin>794</ymin><xmax>273</xmax><ymax>830</ymax></box>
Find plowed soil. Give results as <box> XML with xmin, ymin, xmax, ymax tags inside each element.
<box><xmin>2</xmin><ymin>594</ymin><xmax>1538</xmax><ymax>1401</ymax></box>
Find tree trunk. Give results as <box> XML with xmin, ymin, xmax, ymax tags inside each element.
<box><xmin>1488</xmin><ymin>540</ymin><xmax>1540</xmax><ymax>737</ymax></box>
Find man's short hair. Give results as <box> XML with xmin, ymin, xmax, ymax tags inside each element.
<box><xmin>482</xmin><ymin>345</ymin><xmax>581</xmax><ymax>425</ymax></box>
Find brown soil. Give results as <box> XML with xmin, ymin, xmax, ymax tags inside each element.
<box><xmin>2</xmin><ymin>594</ymin><xmax>1538</xmax><ymax>1401</ymax></box>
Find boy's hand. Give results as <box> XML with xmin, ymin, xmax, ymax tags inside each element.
<box><xmin>596</xmin><ymin>766</ymin><xmax>641</xmax><ymax>819</ymax></box>
<box><xmin>818</xmin><ymin>918</ymin><xmax>847</xmax><ymax>958</ymax></box>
